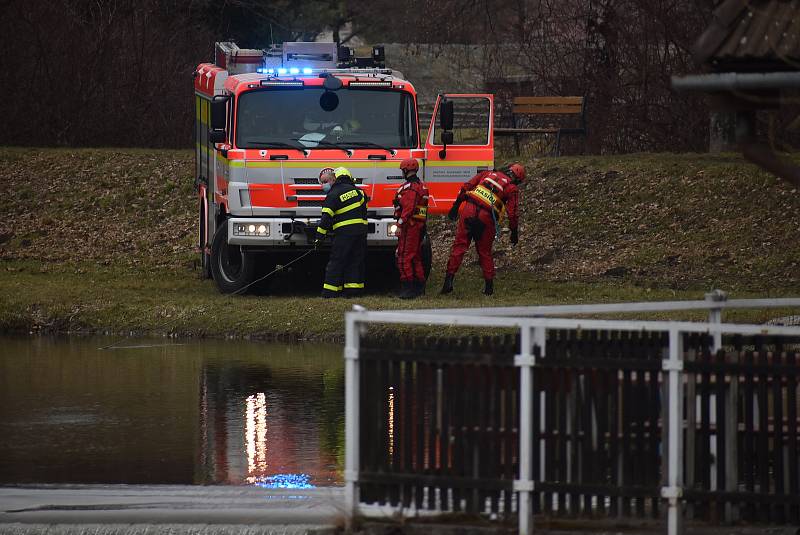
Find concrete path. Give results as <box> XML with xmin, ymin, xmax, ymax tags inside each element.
<box><xmin>4</xmin><ymin>486</ymin><xmax>797</xmax><ymax>534</ymax></box>
<box><xmin>0</xmin><ymin>485</ymin><xmax>344</xmax><ymax>534</ymax></box>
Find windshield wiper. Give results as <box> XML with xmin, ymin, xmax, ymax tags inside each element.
<box><xmin>344</xmin><ymin>141</ymin><xmax>397</xmax><ymax>155</ymax></box>
<box><xmin>246</xmin><ymin>140</ymin><xmax>309</xmax><ymax>154</ymax></box>
<box><xmin>291</xmin><ymin>138</ymin><xmax>352</xmax><ymax>156</ymax></box>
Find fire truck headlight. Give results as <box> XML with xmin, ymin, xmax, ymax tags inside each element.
<box><xmin>302</xmin><ymin>67</ymin><xmax>312</xmax><ymax>75</ymax></box>
<box><xmin>233</xmin><ymin>223</ymin><xmax>270</xmax><ymax>237</ymax></box>
<box><xmin>387</xmin><ymin>223</ymin><xmax>398</xmax><ymax>237</ymax></box>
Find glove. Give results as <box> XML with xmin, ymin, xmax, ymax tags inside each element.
<box><xmin>447</xmin><ymin>195</ymin><xmax>464</xmax><ymax>221</ymax></box>
<box><xmin>448</xmin><ymin>203</ymin><xmax>460</xmax><ymax>222</ymax></box>
<box><xmin>510</xmin><ymin>228</ymin><xmax>518</xmax><ymax>245</ymax></box>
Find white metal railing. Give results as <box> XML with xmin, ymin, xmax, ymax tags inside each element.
<box><xmin>343</xmin><ymin>294</ymin><xmax>800</xmax><ymax>534</ymax></box>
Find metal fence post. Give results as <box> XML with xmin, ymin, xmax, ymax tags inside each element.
<box><xmin>705</xmin><ymin>289</ymin><xmax>727</xmax><ymax>351</ymax></box>
<box><xmin>706</xmin><ymin>290</ymin><xmax>738</xmax><ymax>521</ymax></box>
<box><xmin>344</xmin><ymin>311</ymin><xmax>362</xmax><ymax>529</ymax></box>
<box><xmin>663</xmin><ymin>328</ymin><xmax>685</xmax><ymax>535</ymax></box>
<box><xmin>515</xmin><ymin>323</ymin><xmax>540</xmax><ymax>535</ymax></box>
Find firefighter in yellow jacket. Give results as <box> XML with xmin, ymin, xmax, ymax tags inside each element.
<box><xmin>315</xmin><ymin>167</ymin><xmax>368</xmax><ymax>298</ymax></box>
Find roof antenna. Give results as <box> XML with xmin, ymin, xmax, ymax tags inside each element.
<box><xmin>270</xmin><ymin>24</ymin><xmax>274</xmax><ymax>47</ymax></box>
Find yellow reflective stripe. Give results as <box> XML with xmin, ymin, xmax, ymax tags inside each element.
<box><xmin>344</xmin><ymin>282</ymin><xmax>364</xmax><ymax>289</ymax></box>
<box><xmin>339</xmin><ymin>189</ymin><xmax>359</xmax><ymax>202</ymax></box>
<box><xmin>321</xmin><ymin>207</ymin><xmax>334</xmax><ymax>216</ymax></box>
<box><xmin>317</xmin><ymin>227</ymin><xmax>328</xmax><ymax>235</ymax></box>
<box><xmin>323</xmin><ymin>283</ymin><xmax>342</xmax><ymax>291</ymax></box>
<box><xmin>334</xmin><ymin>196</ymin><xmax>365</xmax><ymax>215</ymax></box>
<box><xmin>239</xmin><ymin>161</ymin><xmax>415</xmax><ymax>169</ymax></box>
<box><xmin>281</xmin><ymin>161</ymin><xmax>390</xmax><ymax>168</ymax></box>
<box><xmin>199</xmin><ymin>98</ymin><xmax>208</xmax><ymax>126</ymax></box>
<box><xmin>469</xmin><ymin>185</ymin><xmax>505</xmax><ymax>212</ymax></box>
<box><xmin>332</xmin><ymin>218</ymin><xmax>368</xmax><ymax>230</ymax></box>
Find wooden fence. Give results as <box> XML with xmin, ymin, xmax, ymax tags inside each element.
<box><xmin>343</xmin><ymin>297</ymin><xmax>800</xmax><ymax>534</ymax></box>
<box><xmin>358</xmin><ymin>334</ymin><xmax>520</xmax><ymax>517</ymax></box>
<box><xmin>683</xmin><ymin>334</ymin><xmax>800</xmax><ymax>524</ymax></box>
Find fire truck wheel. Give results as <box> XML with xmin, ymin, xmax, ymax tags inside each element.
<box><xmin>422</xmin><ymin>233</ymin><xmax>432</xmax><ymax>280</ymax></box>
<box><xmin>210</xmin><ymin>222</ymin><xmax>257</xmax><ymax>294</ymax></box>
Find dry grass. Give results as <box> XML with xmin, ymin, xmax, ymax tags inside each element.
<box><xmin>1</xmin><ymin>147</ymin><xmax>798</xmax><ymax>339</ymax></box>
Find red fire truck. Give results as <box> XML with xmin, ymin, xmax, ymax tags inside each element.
<box><xmin>195</xmin><ymin>42</ymin><xmax>494</xmax><ymax>294</ymax></box>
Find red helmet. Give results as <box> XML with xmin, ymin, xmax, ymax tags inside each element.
<box><xmin>507</xmin><ymin>162</ymin><xmax>525</xmax><ymax>183</ymax></box>
<box><xmin>399</xmin><ymin>158</ymin><xmax>419</xmax><ymax>174</ymax></box>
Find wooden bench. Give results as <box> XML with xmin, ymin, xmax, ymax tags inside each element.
<box><xmin>494</xmin><ymin>96</ymin><xmax>587</xmax><ymax>156</ymax></box>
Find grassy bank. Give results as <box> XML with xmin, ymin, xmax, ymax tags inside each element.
<box><xmin>1</xmin><ymin>148</ymin><xmax>799</xmax><ymax>340</ymax></box>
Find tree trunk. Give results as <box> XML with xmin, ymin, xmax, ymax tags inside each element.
<box><xmin>709</xmin><ymin>111</ymin><xmax>737</xmax><ymax>153</ymax></box>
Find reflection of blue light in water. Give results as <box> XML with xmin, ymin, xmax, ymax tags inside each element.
<box><xmin>252</xmin><ymin>473</ymin><xmax>315</xmax><ymax>489</ymax></box>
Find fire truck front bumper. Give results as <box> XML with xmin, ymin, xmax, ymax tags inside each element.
<box><xmin>227</xmin><ymin>217</ymin><xmax>399</xmax><ymax>247</ymax></box>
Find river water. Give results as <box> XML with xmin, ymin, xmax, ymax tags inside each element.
<box><xmin>0</xmin><ymin>336</ymin><xmax>344</xmax><ymax>488</ymax></box>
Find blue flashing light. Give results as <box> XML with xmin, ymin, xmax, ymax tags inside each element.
<box><xmin>302</xmin><ymin>67</ymin><xmax>313</xmax><ymax>75</ymax></box>
<box><xmin>252</xmin><ymin>473</ymin><xmax>314</xmax><ymax>489</ymax></box>
<box><xmin>266</xmin><ymin>68</ymin><xmax>275</xmax><ymax>74</ymax></box>
<box><xmin>256</xmin><ymin>68</ymin><xmax>265</xmax><ymax>74</ymax></box>
<box><xmin>289</xmin><ymin>67</ymin><xmax>300</xmax><ymax>75</ymax></box>
<box><xmin>277</xmin><ymin>68</ymin><xmax>288</xmax><ymax>75</ymax></box>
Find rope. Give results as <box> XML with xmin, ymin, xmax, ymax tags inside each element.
<box><xmin>488</xmin><ymin>189</ymin><xmax>500</xmax><ymax>238</ymax></box>
<box><xmin>230</xmin><ymin>248</ymin><xmax>316</xmax><ymax>296</ymax></box>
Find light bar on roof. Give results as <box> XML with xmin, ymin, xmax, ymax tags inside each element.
<box><xmin>348</xmin><ymin>80</ymin><xmax>393</xmax><ymax>88</ymax></box>
<box><xmin>260</xmin><ymin>80</ymin><xmax>304</xmax><ymax>87</ymax></box>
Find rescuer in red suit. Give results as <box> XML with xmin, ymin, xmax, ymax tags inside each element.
<box><xmin>393</xmin><ymin>158</ymin><xmax>429</xmax><ymax>299</ymax></box>
<box><xmin>440</xmin><ymin>163</ymin><xmax>525</xmax><ymax>296</ymax></box>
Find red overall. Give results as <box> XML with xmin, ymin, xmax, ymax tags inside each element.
<box><xmin>393</xmin><ymin>177</ymin><xmax>429</xmax><ymax>282</ymax></box>
<box><xmin>445</xmin><ymin>170</ymin><xmax>519</xmax><ymax>280</ymax></box>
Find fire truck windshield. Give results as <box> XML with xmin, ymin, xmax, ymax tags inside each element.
<box><xmin>236</xmin><ymin>88</ymin><xmax>418</xmax><ymax>150</ymax></box>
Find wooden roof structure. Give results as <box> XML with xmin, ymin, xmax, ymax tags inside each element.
<box><xmin>672</xmin><ymin>0</ymin><xmax>800</xmax><ymax>185</ymax></box>
<box><xmin>693</xmin><ymin>0</ymin><xmax>800</xmax><ymax>72</ymax></box>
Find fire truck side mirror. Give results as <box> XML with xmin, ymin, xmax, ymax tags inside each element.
<box><xmin>210</xmin><ymin>96</ymin><xmax>229</xmax><ymax>131</ymax></box>
<box><xmin>440</xmin><ymin>99</ymin><xmax>454</xmax><ymax>131</ymax></box>
<box><xmin>438</xmin><ymin>99</ymin><xmax>454</xmax><ymax>158</ymax></box>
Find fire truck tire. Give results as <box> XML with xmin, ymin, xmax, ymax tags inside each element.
<box><xmin>210</xmin><ymin>222</ymin><xmax>257</xmax><ymax>294</ymax></box>
<box><xmin>422</xmin><ymin>233</ymin><xmax>432</xmax><ymax>280</ymax></box>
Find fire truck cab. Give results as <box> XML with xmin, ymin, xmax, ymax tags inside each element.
<box><xmin>194</xmin><ymin>42</ymin><xmax>494</xmax><ymax>294</ymax></box>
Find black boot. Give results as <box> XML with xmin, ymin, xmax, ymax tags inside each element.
<box><xmin>413</xmin><ymin>279</ymin><xmax>426</xmax><ymax>297</ymax></box>
<box><xmin>398</xmin><ymin>281</ymin><xmax>415</xmax><ymax>299</ymax></box>
<box><xmin>440</xmin><ymin>274</ymin><xmax>454</xmax><ymax>294</ymax></box>
<box><xmin>483</xmin><ymin>279</ymin><xmax>494</xmax><ymax>296</ymax></box>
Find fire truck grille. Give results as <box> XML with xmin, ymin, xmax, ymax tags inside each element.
<box><xmin>296</xmin><ymin>200</ymin><xmax>324</xmax><ymax>207</ymax></box>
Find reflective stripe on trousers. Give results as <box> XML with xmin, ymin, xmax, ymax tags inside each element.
<box><xmin>322</xmin><ymin>233</ymin><xmax>367</xmax><ymax>294</ymax></box>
